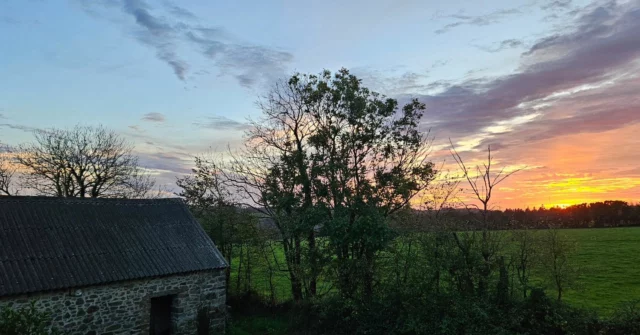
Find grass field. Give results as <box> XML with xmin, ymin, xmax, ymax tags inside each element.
<box><xmin>229</xmin><ymin>227</ymin><xmax>640</xmax><ymax>315</ymax></box>
<box><xmin>556</xmin><ymin>227</ymin><xmax>640</xmax><ymax>312</ymax></box>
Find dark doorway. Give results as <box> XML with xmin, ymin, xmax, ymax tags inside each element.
<box><xmin>150</xmin><ymin>295</ymin><xmax>174</xmax><ymax>335</ymax></box>
<box><xmin>197</xmin><ymin>307</ymin><xmax>210</xmax><ymax>335</ymax></box>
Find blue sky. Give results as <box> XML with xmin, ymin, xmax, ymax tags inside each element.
<box><xmin>1</xmin><ymin>0</ymin><xmax>639</xmax><ymax>207</ymax></box>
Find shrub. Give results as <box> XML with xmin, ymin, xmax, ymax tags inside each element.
<box><xmin>605</xmin><ymin>300</ymin><xmax>640</xmax><ymax>335</ymax></box>
<box><xmin>0</xmin><ymin>302</ymin><xmax>62</xmax><ymax>335</ymax></box>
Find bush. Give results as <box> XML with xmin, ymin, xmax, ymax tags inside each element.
<box><xmin>0</xmin><ymin>302</ymin><xmax>62</xmax><ymax>335</ymax></box>
<box><xmin>605</xmin><ymin>300</ymin><xmax>640</xmax><ymax>335</ymax></box>
<box><xmin>290</xmin><ymin>288</ymin><xmax>613</xmax><ymax>335</ymax></box>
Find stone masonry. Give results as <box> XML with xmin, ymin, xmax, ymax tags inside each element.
<box><xmin>0</xmin><ymin>269</ymin><xmax>226</xmax><ymax>334</ymax></box>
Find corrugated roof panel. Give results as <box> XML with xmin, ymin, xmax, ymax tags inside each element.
<box><xmin>0</xmin><ymin>197</ymin><xmax>227</xmax><ymax>296</ymax></box>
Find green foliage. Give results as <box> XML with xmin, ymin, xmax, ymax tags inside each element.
<box><xmin>293</xmin><ymin>287</ymin><xmax>599</xmax><ymax>335</ymax></box>
<box><xmin>231</xmin><ymin>227</ymin><xmax>640</xmax><ymax>314</ymax></box>
<box><xmin>539</xmin><ymin>228</ymin><xmax>581</xmax><ymax>301</ymax></box>
<box><xmin>227</xmin><ymin>227</ymin><xmax>640</xmax><ymax>334</ymax></box>
<box><xmin>0</xmin><ymin>302</ymin><xmax>62</xmax><ymax>335</ymax></box>
<box><xmin>232</xmin><ymin>68</ymin><xmax>437</xmax><ymax>301</ymax></box>
<box><xmin>229</xmin><ymin>316</ymin><xmax>289</xmax><ymax>335</ymax></box>
<box><xmin>604</xmin><ymin>300</ymin><xmax>640</xmax><ymax>334</ymax></box>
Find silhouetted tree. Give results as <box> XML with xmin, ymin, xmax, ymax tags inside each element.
<box><xmin>0</xmin><ymin>143</ymin><xmax>17</xmax><ymax>196</ymax></box>
<box><xmin>449</xmin><ymin>144</ymin><xmax>521</xmax><ymax>296</ymax></box>
<box><xmin>16</xmin><ymin>125</ymin><xmax>156</xmax><ymax>198</ymax></box>
<box><xmin>227</xmin><ymin>69</ymin><xmax>436</xmax><ymax>300</ymax></box>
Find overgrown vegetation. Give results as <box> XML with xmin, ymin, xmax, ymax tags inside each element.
<box><xmin>0</xmin><ymin>303</ymin><xmax>62</xmax><ymax>335</ymax></box>
<box><xmin>176</xmin><ymin>69</ymin><xmax>639</xmax><ymax>334</ymax></box>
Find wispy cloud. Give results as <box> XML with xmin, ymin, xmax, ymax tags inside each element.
<box><xmin>141</xmin><ymin>112</ymin><xmax>166</xmax><ymax>123</ymax></box>
<box><xmin>0</xmin><ymin>123</ymin><xmax>41</xmax><ymax>133</ymax></box>
<box><xmin>78</xmin><ymin>0</ymin><xmax>293</xmax><ymax>87</ymax></box>
<box><xmin>434</xmin><ymin>7</ymin><xmax>523</xmax><ymax>34</ymax></box>
<box><xmin>193</xmin><ymin>116</ymin><xmax>249</xmax><ymax>131</ymax></box>
<box><xmin>122</xmin><ymin>0</ymin><xmax>188</xmax><ymax>80</ymax></box>
<box><xmin>401</xmin><ymin>1</ymin><xmax>640</xmax><ymax>148</ymax></box>
<box><xmin>352</xmin><ymin>67</ymin><xmax>430</xmax><ymax>95</ymax></box>
<box><xmin>163</xmin><ymin>1</ymin><xmax>196</xmax><ymax>20</ymax></box>
<box><xmin>475</xmin><ymin>39</ymin><xmax>524</xmax><ymax>53</ymax></box>
<box><xmin>541</xmin><ymin>0</ymin><xmax>573</xmax><ymax>12</ymax></box>
<box><xmin>186</xmin><ymin>30</ymin><xmax>293</xmax><ymax>88</ymax></box>
<box><xmin>136</xmin><ymin>151</ymin><xmax>191</xmax><ymax>174</ymax></box>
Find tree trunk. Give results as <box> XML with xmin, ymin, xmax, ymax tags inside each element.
<box><xmin>308</xmin><ymin>230</ymin><xmax>317</xmax><ymax>297</ymax></box>
<box><xmin>557</xmin><ymin>286</ymin><xmax>562</xmax><ymax>301</ymax></box>
<box><xmin>283</xmin><ymin>237</ymin><xmax>304</xmax><ymax>302</ymax></box>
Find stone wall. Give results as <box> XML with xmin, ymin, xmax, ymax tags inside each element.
<box><xmin>0</xmin><ymin>269</ymin><xmax>226</xmax><ymax>334</ymax></box>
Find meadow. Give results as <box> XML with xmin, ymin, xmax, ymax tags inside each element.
<box><xmin>230</xmin><ymin>227</ymin><xmax>640</xmax><ymax>314</ymax></box>
<box><xmin>556</xmin><ymin>227</ymin><xmax>640</xmax><ymax>312</ymax></box>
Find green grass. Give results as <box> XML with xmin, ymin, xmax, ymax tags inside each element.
<box><xmin>229</xmin><ymin>227</ymin><xmax>640</xmax><ymax>314</ymax></box>
<box><xmin>556</xmin><ymin>227</ymin><xmax>640</xmax><ymax>313</ymax></box>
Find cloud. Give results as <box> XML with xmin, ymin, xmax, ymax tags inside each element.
<box><xmin>141</xmin><ymin>112</ymin><xmax>166</xmax><ymax>123</ymax></box>
<box><xmin>121</xmin><ymin>0</ymin><xmax>188</xmax><ymax>80</ymax></box>
<box><xmin>0</xmin><ymin>16</ymin><xmax>19</xmax><ymax>25</ymax></box>
<box><xmin>163</xmin><ymin>2</ymin><xmax>196</xmax><ymax>20</ymax></box>
<box><xmin>136</xmin><ymin>151</ymin><xmax>191</xmax><ymax>174</ymax></box>
<box><xmin>398</xmin><ymin>1</ymin><xmax>640</xmax><ymax>149</ymax></box>
<box><xmin>475</xmin><ymin>39</ymin><xmax>524</xmax><ymax>53</ymax></box>
<box><xmin>193</xmin><ymin>116</ymin><xmax>249</xmax><ymax>131</ymax></box>
<box><xmin>352</xmin><ymin>67</ymin><xmax>430</xmax><ymax>95</ymax></box>
<box><xmin>0</xmin><ymin>123</ymin><xmax>41</xmax><ymax>133</ymax></box>
<box><xmin>541</xmin><ymin>0</ymin><xmax>573</xmax><ymax>12</ymax></box>
<box><xmin>80</xmin><ymin>0</ymin><xmax>293</xmax><ymax>87</ymax></box>
<box><xmin>435</xmin><ymin>8</ymin><xmax>523</xmax><ymax>34</ymax></box>
<box><xmin>617</xmin><ymin>167</ymin><xmax>640</xmax><ymax>176</ymax></box>
<box><xmin>186</xmin><ymin>31</ymin><xmax>293</xmax><ymax>88</ymax></box>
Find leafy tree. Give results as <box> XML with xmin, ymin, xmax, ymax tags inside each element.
<box><xmin>16</xmin><ymin>125</ymin><xmax>156</xmax><ymax>198</ymax></box>
<box><xmin>177</xmin><ymin>155</ymin><xmax>260</xmax><ymax>288</ymax></box>
<box><xmin>510</xmin><ymin>229</ymin><xmax>540</xmax><ymax>299</ymax></box>
<box><xmin>539</xmin><ymin>228</ymin><xmax>580</xmax><ymax>301</ymax></box>
<box><xmin>230</xmin><ymin>69</ymin><xmax>436</xmax><ymax>299</ymax></box>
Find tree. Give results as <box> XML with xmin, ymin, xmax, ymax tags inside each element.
<box><xmin>229</xmin><ymin>69</ymin><xmax>436</xmax><ymax>299</ymax></box>
<box><xmin>539</xmin><ymin>227</ymin><xmax>580</xmax><ymax>301</ymax></box>
<box><xmin>449</xmin><ymin>144</ymin><xmax>520</xmax><ymax>296</ymax></box>
<box><xmin>0</xmin><ymin>143</ymin><xmax>18</xmax><ymax>196</ymax></box>
<box><xmin>510</xmin><ymin>229</ymin><xmax>540</xmax><ymax>299</ymax></box>
<box><xmin>177</xmin><ymin>155</ymin><xmax>259</xmax><ymax>288</ymax></box>
<box><xmin>16</xmin><ymin>125</ymin><xmax>156</xmax><ymax>198</ymax></box>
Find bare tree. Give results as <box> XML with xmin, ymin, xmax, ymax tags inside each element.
<box><xmin>450</xmin><ymin>143</ymin><xmax>521</xmax><ymax>226</ymax></box>
<box><xmin>0</xmin><ymin>143</ymin><xmax>18</xmax><ymax>196</ymax></box>
<box><xmin>16</xmin><ymin>125</ymin><xmax>156</xmax><ymax>198</ymax></box>
<box><xmin>449</xmin><ymin>143</ymin><xmax>521</xmax><ymax>296</ymax></box>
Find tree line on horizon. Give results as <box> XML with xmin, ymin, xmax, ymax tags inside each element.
<box><xmin>400</xmin><ymin>200</ymin><xmax>640</xmax><ymax>231</ymax></box>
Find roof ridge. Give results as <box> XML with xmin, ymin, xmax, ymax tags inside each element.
<box><xmin>0</xmin><ymin>196</ymin><xmax>183</xmax><ymax>205</ymax></box>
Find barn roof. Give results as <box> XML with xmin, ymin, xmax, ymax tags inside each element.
<box><xmin>0</xmin><ymin>197</ymin><xmax>227</xmax><ymax>297</ymax></box>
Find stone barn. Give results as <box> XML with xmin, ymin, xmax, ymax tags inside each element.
<box><xmin>0</xmin><ymin>197</ymin><xmax>228</xmax><ymax>334</ymax></box>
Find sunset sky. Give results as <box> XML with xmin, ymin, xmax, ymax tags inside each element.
<box><xmin>1</xmin><ymin>0</ymin><xmax>639</xmax><ymax>209</ymax></box>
